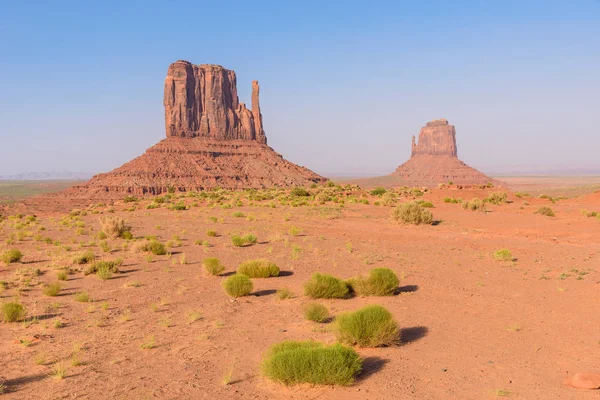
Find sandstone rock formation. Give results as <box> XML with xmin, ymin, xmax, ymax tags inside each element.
<box><xmin>392</xmin><ymin>119</ymin><xmax>497</xmax><ymax>187</ymax></box>
<box><xmin>164</xmin><ymin>61</ymin><xmax>266</xmax><ymax>143</ymax></box>
<box><xmin>63</xmin><ymin>61</ymin><xmax>324</xmax><ymax>198</ymax></box>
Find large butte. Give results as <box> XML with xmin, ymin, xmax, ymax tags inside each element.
<box><xmin>64</xmin><ymin>61</ymin><xmax>325</xmax><ymax>198</ymax></box>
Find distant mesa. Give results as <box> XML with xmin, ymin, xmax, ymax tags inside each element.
<box><xmin>392</xmin><ymin>118</ymin><xmax>497</xmax><ymax>187</ymax></box>
<box><xmin>65</xmin><ymin>60</ymin><xmax>325</xmax><ymax>197</ymax></box>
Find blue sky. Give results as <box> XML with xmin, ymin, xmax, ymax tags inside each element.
<box><xmin>1</xmin><ymin>0</ymin><xmax>599</xmax><ymax>176</ymax></box>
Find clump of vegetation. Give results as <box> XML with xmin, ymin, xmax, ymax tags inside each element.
<box><xmin>290</xmin><ymin>187</ymin><xmax>310</xmax><ymax>197</ymax></box>
<box><xmin>391</xmin><ymin>202</ymin><xmax>433</xmax><ymax>225</ymax></box>
<box><xmin>206</xmin><ymin>229</ymin><xmax>218</xmax><ymax>237</ymax></box>
<box><xmin>203</xmin><ymin>257</ymin><xmax>225</xmax><ymax>276</ymax></box>
<box><xmin>493</xmin><ymin>249</ymin><xmax>513</xmax><ymax>262</ymax></box>
<box><xmin>99</xmin><ymin>216</ymin><xmax>132</xmax><ymax>239</ymax></box>
<box><xmin>85</xmin><ymin>259</ymin><xmax>122</xmax><ymax>276</ymax></box>
<box><xmin>2</xmin><ymin>301</ymin><xmax>26</xmax><ymax>322</ymax></box>
<box><xmin>232</xmin><ymin>211</ymin><xmax>245</xmax><ymax>218</ymax></box>
<box><xmin>42</xmin><ymin>282</ymin><xmax>62</xmax><ymax>296</ymax></box>
<box><xmin>73</xmin><ymin>250</ymin><xmax>96</xmax><ymax>265</ymax></box>
<box><xmin>74</xmin><ymin>292</ymin><xmax>91</xmax><ymax>302</ymax></box>
<box><xmin>277</xmin><ymin>288</ymin><xmax>293</xmax><ymax>300</ymax></box>
<box><xmin>261</xmin><ymin>341</ymin><xmax>362</xmax><ymax>386</ymax></box>
<box><xmin>142</xmin><ymin>240</ymin><xmax>167</xmax><ymax>255</ymax></box>
<box><xmin>237</xmin><ymin>259</ymin><xmax>279</xmax><ymax>278</ymax></box>
<box><xmin>444</xmin><ymin>197</ymin><xmax>460</xmax><ymax>204</ymax></box>
<box><xmin>463</xmin><ymin>198</ymin><xmax>486</xmax><ymax>211</ymax></box>
<box><xmin>304</xmin><ymin>303</ymin><xmax>329</xmax><ymax>322</ymax></box>
<box><xmin>2</xmin><ymin>249</ymin><xmax>23</xmax><ymax>264</ymax></box>
<box><xmin>370</xmin><ymin>187</ymin><xmax>387</xmax><ymax>196</ymax></box>
<box><xmin>56</xmin><ymin>271</ymin><xmax>68</xmax><ymax>281</ymax></box>
<box><xmin>304</xmin><ymin>273</ymin><xmax>350</xmax><ymax>299</ymax></box>
<box><xmin>535</xmin><ymin>206</ymin><xmax>555</xmax><ymax>217</ymax></box>
<box><xmin>334</xmin><ymin>305</ymin><xmax>400</xmax><ymax>347</ymax></box>
<box><xmin>484</xmin><ymin>192</ymin><xmax>507</xmax><ymax>205</ymax></box>
<box><xmin>223</xmin><ymin>274</ymin><xmax>253</xmax><ymax>298</ymax></box>
<box><xmin>231</xmin><ymin>234</ymin><xmax>258</xmax><ymax>247</ymax></box>
<box><xmin>347</xmin><ymin>268</ymin><xmax>399</xmax><ymax>296</ymax></box>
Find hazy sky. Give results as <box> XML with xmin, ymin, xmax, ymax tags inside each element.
<box><xmin>1</xmin><ymin>1</ymin><xmax>599</xmax><ymax>177</ymax></box>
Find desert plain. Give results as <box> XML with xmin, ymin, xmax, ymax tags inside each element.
<box><xmin>0</xmin><ymin>176</ymin><xmax>599</xmax><ymax>399</ymax></box>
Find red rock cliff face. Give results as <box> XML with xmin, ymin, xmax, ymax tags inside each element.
<box><xmin>164</xmin><ymin>60</ymin><xmax>266</xmax><ymax>143</ymax></box>
<box><xmin>411</xmin><ymin>118</ymin><xmax>457</xmax><ymax>158</ymax></box>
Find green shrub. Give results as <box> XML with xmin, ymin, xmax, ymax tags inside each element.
<box><xmin>231</xmin><ymin>234</ymin><xmax>257</xmax><ymax>247</ymax></box>
<box><xmin>232</xmin><ymin>211</ymin><xmax>245</xmax><ymax>218</ymax></box>
<box><xmin>484</xmin><ymin>192</ymin><xmax>507</xmax><ymax>205</ymax></box>
<box><xmin>347</xmin><ymin>268</ymin><xmax>399</xmax><ymax>296</ymax></box>
<box><xmin>304</xmin><ymin>303</ymin><xmax>329</xmax><ymax>322</ymax></box>
<box><xmin>99</xmin><ymin>216</ymin><xmax>132</xmax><ymax>239</ymax></box>
<box><xmin>391</xmin><ymin>202</ymin><xmax>433</xmax><ymax>225</ymax></box>
<box><xmin>334</xmin><ymin>305</ymin><xmax>399</xmax><ymax>347</ymax></box>
<box><xmin>493</xmin><ymin>249</ymin><xmax>513</xmax><ymax>262</ymax></box>
<box><xmin>43</xmin><ymin>282</ymin><xmax>62</xmax><ymax>296</ymax></box>
<box><xmin>304</xmin><ymin>273</ymin><xmax>350</xmax><ymax>299</ymax></box>
<box><xmin>97</xmin><ymin>231</ymin><xmax>108</xmax><ymax>240</ymax></box>
<box><xmin>243</xmin><ymin>234</ymin><xmax>257</xmax><ymax>244</ymax></box>
<box><xmin>206</xmin><ymin>229</ymin><xmax>218</xmax><ymax>237</ymax></box>
<box><xmin>370</xmin><ymin>187</ymin><xmax>387</xmax><ymax>196</ymax></box>
<box><xmin>420</xmin><ymin>201</ymin><xmax>434</xmax><ymax>208</ymax></box>
<box><xmin>277</xmin><ymin>288</ymin><xmax>293</xmax><ymax>300</ymax></box>
<box><xmin>85</xmin><ymin>260</ymin><xmax>121</xmax><ymax>275</ymax></box>
<box><xmin>73</xmin><ymin>251</ymin><xmax>95</xmax><ymax>265</ymax></box>
<box><xmin>291</xmin><ymin>187</ymin><xmax>310</xmax><ymax>197</ymax></box>
<box><xmin>74</xmin><ymin>292</ymin><xmax>90</xmax><ymax>302</ymax></box>
<box><xmin>463</xmin><ymin>198</ymin><xmax>485</xmax><ymax>211</ymax></box>
<box><xmin>2</xmin><ymin>249</ymin><xmax>23</xmax><ymax>264</ymax></box>
<box><xmin>2</xmin><ymin>301</ymin><xmax>26</xmax><ymax>322</ymax></box>
<box><xmin>203</xmin><ymin>257</ymin><xmax>225</xmax><ymax>276</ymax></box>
<box><xmin>535</xmin><ymin>206</ymin><xmax>555</xmax><ymax>217</ymax></box>
<box><xmin>238</xmin><ymin>259</ymin><xmax>279</xmax><ymax>278</ymax></box>
<box><xmin>143</xmin><ymin>240</ymin><xmax>167</xmax><ymax>255</ymax></box>
<box><xmin>57</xmin><ymin>271</ymin><xmax>68</xmax><ymax>281</ymax></box>
<box><xmin>223</xmin><ymin>274</ymin><xmax>253</xmax><ymax>297</ymax></box>
<box><xmin>261</xmin><ymin>341</ymin><xmax>362</xmax><ymax>386</ymax></box>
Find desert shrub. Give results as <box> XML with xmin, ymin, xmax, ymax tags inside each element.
<box><xmin>334</xmin><ymin>305</ymin><xmax>399</xmax><ymax>347</ymax></box>
<box><xmin>84</xmin><ymin>259</ymin><xmax>121</xmax><ymax>275</ymax></box>
<box><xmin>203</xmin><ymin>257</ymin><xmax>225</xmax><ymax>276</ymax></box>
<box><xmin>304</xmin><ymin>303</ymin><xmax>329</xmax><ymax>322</ymax></box>
<box><xmin>2</xmin><ymin>249</ymin><xmax>23</xmax><ymax>264</ymax></box>
<box><xmin>43</xmin><ymin>282</ymin><xmax>62</xmax><ymax>296</ymax></box>
<box><xmin>2</xmin><ymin>301</ymin><xmax>26</xmax><ymax>322</ymax></box>
<box><xmin>73</xmin><ymin>251</ymin><xmax>95</xmax><ymax>265</ymax></box>
<box><xmin>143</xmin><ymin>240</ymin><xmax>167</xmax><ymax>255</ymax></box>
<box><xmin>444</xmin><ymin>197</ymin><xmax>452</xmax><ymax>203</ymax></box>
<box><xmin>347</xmin><ymin>268</ymin><xmax>399</xmax><ymax>296</ymax></box>
<box><xmin>277</xmin><ymin>288</ymin><xmax>293</xmax><ymax>300</ymax></box>
<box><xmin>238</xmin><ymin>259</ymin><xmax>279</xmax><ymax>278</ymax></box>
<box><xmin>304</xmin><ymin>273</ymin><xmax>350</xmax><ymax>299</ymax></box>
<box><xmin>261</xmin><ymin>341</ymin><xmax>362</xmax><ymax>386</ymax></box>
<box><xmin>57</xmin><ymin>271</ymin><xmax>68</xmax><ymax>281</ymax></box>
<box><xmin>99</xmin><ymin>216</ymin><xmax>132</xmax><ymax>239</ymax></box>
<box><xmin>535</xmin><ymin>206</ymin><xmax>555</xmax><ymax>217</ymax></box>
<box><xmin>97</xmin><ymin>231</ymin><xmax>108</xmax><ymax>240</ymax></box>
<box><xmin>484</xmin><ymin>192</ymin><xmax>507</xmax><ymax>205</ymax></box>
<box><xmin>291</xmin><ymin>187</ymin><xmax>310</xmax><ymax>197</ymax></box>
<box><xmin>419</xmin><ymin>201</ymin><xmax>434</xmax><ymax>208</ymax></box>
<box><xmin>206</xmin><ymin>229</ymin><xmax>218</xmax><ymax>237</ymax></box>
<box><xmin>493</xmin><ymin>249</ymin><xmax>513</xmax><ymax>261</ymax></box>
<box><xmin>232</xmin><ymin>211</ymin><xmax>245</xmax><ymax>218</ymax></box>
<box><xmin>223</xmin><ymin>274</ymin><xmax>253</xmax><ymax>297</ymax></box>
<box><xmin>231</xmin><ymin>234</ymin><xmax>257</xmax><ymax>247</ymax></box>
<box><xmin>370</xmin><ymin>187</ymin><xmax>387</xmax><ymax>196</ymax></box>
<box><xmin>74</xmin><ymin>292</ymin><xmax>90</xmax><ymax>302</ymax></box>
<box><xmin>463</xmin><ymin>198</ymin><xmax>486</xmax><ymax>211</ymax></box>
<box><xmin>391</xmin><ymin>202</ymin><xmax>433</xmax><ymax>225</ymax></box>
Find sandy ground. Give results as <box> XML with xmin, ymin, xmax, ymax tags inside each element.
<box><xmin>0</xmin><ymin>186</ymin><xmax>599</xmax><ymax>399</ymax></box>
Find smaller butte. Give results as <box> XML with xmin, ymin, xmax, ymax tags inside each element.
<box><xmin>392</xmin><ymin>118</ymin><xmax>498</xmax><ymax>187</ymax></box>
